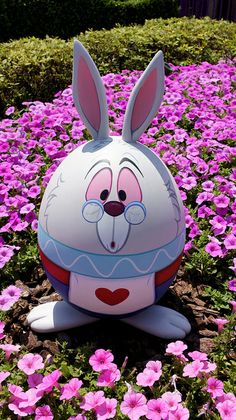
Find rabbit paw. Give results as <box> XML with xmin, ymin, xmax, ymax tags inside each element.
<box><xmin>27</xmin><ymin>301</ymin><xmax>98</xmax><ymax>333</ymax></box>
<box><xmin>121</xmin><ymin>305</ymin><xmax>191</xmax><ymax>339</ymax></box>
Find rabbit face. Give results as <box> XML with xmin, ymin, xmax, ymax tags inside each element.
<box><xmin>39</xmin><ymin>40</ymin><xmax>185</xmax><ymax>259</ymax></box>
<box><xmin>39</xmin><ymin>136</ymin><xmax>185</xmax><ymax>255</ymax></box>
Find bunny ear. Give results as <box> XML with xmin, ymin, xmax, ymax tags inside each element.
<box><xmin>73</xmin><ymin>40</ymin><xmax>109</xmax><ymax>140</ymax></box>
<box><xmin>122</xmin><ymin>51</ymin><xmax>165</xmax><ymax>143</ymax></box>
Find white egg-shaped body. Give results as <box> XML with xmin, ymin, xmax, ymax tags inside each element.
<box><xmin>38</xmin><ymin>137</ymin><xmax>185</xmax><ymax>317</ymax></box>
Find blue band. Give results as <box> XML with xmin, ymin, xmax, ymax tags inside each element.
<box><xmin>38</xmin><ymin>224</ymin><xmax>185</xmax><ymax>279</ymax></box>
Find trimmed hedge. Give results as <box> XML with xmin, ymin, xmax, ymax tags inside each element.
<box><xmin>0</xmin><ymin>0</ymin><xmax>178</xmax><ymax>42</ymax></box>
<box><xmin>0</xmin><ymin>17</ymin><xmax>236</xmax><ymax>116</ymax></box>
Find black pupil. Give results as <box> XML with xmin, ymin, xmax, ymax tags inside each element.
<box><xmin>100</xmin><ymin>189</ymin><xmax>109</xmax><ymax>201</ymax></box>
<box><xmin>118</xmin><ymin>190</ymin><xmax>126</xmax><ymax>201</ymax></box>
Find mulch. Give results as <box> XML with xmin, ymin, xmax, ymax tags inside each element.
<box><xmin>5</xmin><ymin>266</ymin><xmax>219</xmax><ymax>368</ymax></box>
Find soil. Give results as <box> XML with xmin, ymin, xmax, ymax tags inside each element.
<box><xmin>5</xmin><ymin>267</ymin><xmax>219</xmax><ymax>369</ymax></box>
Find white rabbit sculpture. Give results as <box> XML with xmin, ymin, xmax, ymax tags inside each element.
<box><xmin>27</xmin><ymin>41</ymin><xmax>191</xmax><ymax>339</ymax></box>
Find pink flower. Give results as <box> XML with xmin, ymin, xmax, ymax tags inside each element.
<box><xmin>146</xmin><ymin>360</ymin><xmax>162</xmax><ymax>377</ymax></box>
<box><xmin>0</xmin><ymin>343</ymin><xmax>20</xmax><ymax>360</ymax></box>
<box><xmin>216</xmin><ymin>400</ymin><xmax>236</xmax><ymax>419</ymax></box>
<box><xmin>37</xmin><ymin>370</ymin><xmax>61</xmax><ymax>394</ymax></box>
<box><xmin>205</xmin><ymin>241</ymin><xmax>223</xmax><ymax>257</ymax></box>
<box><xmin>188</xmin><ymin>351</ymin><xmax>208</xmax><ymax>361</ymax></box>
<box><xmin>229</xmin><ymin>300</ymin><xmax>236</xmax><ymax>313</ymax></box>
<box><xmin>0</xmin><ymin>294</ymin><xmax>15</xmax><ymax>311</ymax></box>
<box><xmin>18</xmin><ymin>353</ymin><xmax>44</xmax><ymax>375</ymax></box>
<box><xmin>120</xmin><ymin>391</ymin><xmax>148</xmax><ymax>420</ymax></box>
<box><xmin>5</xmin><ymin>106</ymin><xmax>15</xmax><ymax>116</ymax></box>
<box><xmin>206</xmin><ymin>377</ymin><xmax>224</xmax><ymax>398</ymax></box>
<box><xmin>2</xmin><ymin>285</ymin><xmax>21</xmax><ymax>302</ymax></box>
<box><xmin>0</xmin><ymin>371</ymin><xmax>10</xmax><ymax>386</ymax></box>
<box><xmin>224</xmin><ymin>234</ymin><xmax>236</xmax><ymax>250</ymax></box>
<box><xmin>19</xmin><ymin>387</ymin><xmax>42</xmax><ymax>408</ymax></box>
<box><xmin>161</xmin><ymin>392</ymin><xmax>182</xmax><ymax>412</ymax></box>
<box><xmin>166</xmin><ymin>340</ymin><xmax>188</xmax><ymax>356</ymax></box>
<box><xmin>183</xmin><ymin>360</ymin><xmax>204</xmax><ymax>378</ymax></box>
<box><xmin>228</xmin><ymin>279</ymin><xmax>236</xmax><ymax>292</ymax></box>
<box><xmin>213</xmin><ymin>318</ymin><xmax>229</xmax><ymax>333</ymax></box>
<box><xmin>81</xmin><ymin>391</ymin><xmax>105</xmax><ymax>411</ymax></box>
<box><xmin>136</xmin><ymin>368</ymin><xmax>161</xmax><ymax>387</ymax></box>
<box><xmin>168</xmin><ymin>405</ymin><xmax>190</xmax><ymax>420</ymax></box>
<box><xmin>96</xmin><ymin>397</ymin><xmax>117</xmax><ymax>419</ymax></box>
<box><xmin>97</xmin><ymin>367</ymin><xmax>120</xmax><ymax>387</ymax></box>
<box><xmin>27</xmin><ymin>373</ymin><xmax>43</xmax><ymax>388</ymax></box>
<box><xmin>213</xmin><ymin>194</ymin><xmax>230</xmax><ymax>209</ymax></box>
<box><xmin>0</xmin><ymin>321</ymin><xmax>6</xmax><ymax>339</ymax></box>
<box><xmin>89</xmin><ymin>349</ymin><xmax>114</xmax><ymax>372</ymax></box>
<box><xmin>59</xmin><ymin>378</ymin><xmax>83</xmax><ymax>400</ymax></box>
<box><xmin>146</xmin><ymin>398</ymin><xmax>169</xmax><ymax>419</ymax></box>
<box><xmin>68</xmin><ymin>416</ymin><xmax>87</xmax><ymax>420</ymax></box>
<box><xmin>35</xmin><ymin>405</ymin><xmax>54</xmax><ymax>420</ymax></box>
<box><xmin>201</xmin><ymin>361</ymin><xmax>217</xmax><ymax>374</ymax></box>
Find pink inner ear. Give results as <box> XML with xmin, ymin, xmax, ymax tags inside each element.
<box><xmin>77</xmin><ymin>57</ymin><xmax>100</xmax><ymax>132</ymax></box>
<box><xmin>131</xmin><ymin>69</ymin><xmax>157</xmax><ymax>133</ymax></box>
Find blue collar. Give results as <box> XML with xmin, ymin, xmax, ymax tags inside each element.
<box><xmin>38</xmin><ymin>224</ymin><xmax>185</xmax><ymax>279</ymax></box>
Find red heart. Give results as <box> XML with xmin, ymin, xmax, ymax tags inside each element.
<box><xmin>95</xmin><ymin>288</ymin><xmax>129</xmax><ymax>306</ymax></box>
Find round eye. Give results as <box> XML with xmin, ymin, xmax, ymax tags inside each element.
<box><xmin>118</xmin><ymin>190</ymin><xmax>127</xmax><ymax>201</ymax></box>
<box><xmin>86</xmin><ymin>168</ymin><xmax>112</xmax><ymax>203</ymax></box>
<box><xmin>100</xmin><ymin>189</ymin><xmax>109</xmax><ymax>201</ymax></box>
<box><xmin>117</xmin><ymin>168</ymin><xmax>142</xmax><ymax>206</ymax></box>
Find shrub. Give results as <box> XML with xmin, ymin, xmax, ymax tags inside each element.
<box><xmin>0</xmin><ymin>0</ymin><xmax>178</xmax><ymax>42</ymax></box>
<box><xmin>0</xmin><ymin>17</ymin><xmax>235</xmax><ymax>115</ymax></box>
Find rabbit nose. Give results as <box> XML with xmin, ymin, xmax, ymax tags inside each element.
<box><xmin>104</xmin><ymin>201</ymin><xmax>125</xmax><ymax>217</ymax></box>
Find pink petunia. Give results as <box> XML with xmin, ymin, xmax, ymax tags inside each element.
<box><xmin>216</xmin><ymin>400</ymin><xmax>236</xmax><ymax>419</ymax></box>
<box><xmin>120</xmin><ymin>391</ymin><xmax>148</xmax><ymax>420</ymax></box>
<box><xmin>0</xmin><ymin>294</ymin><xmax>15</xmax><ymax>311</ymax></box>
<box><xmin>224</xmin><ymin>234</ymin><xmax>236</xmax><ymax>250</ymax></box>
<box><xmin>0</xmin><ymin>371</ymin><xmax>10</xmax><ymax>387</ymax></box>
<box><xmin>80</xmin><ymin>390</ymin><xmax>105</xmax><ymax>411</ymax></box>
<box><xmin>37</xmin><ymin>370</ymin><xmax>61</xmax><ymax>394</ymax></box>
<box><xmin>2</xmin><ymin>285</ymin><xmax>21</xmax><ymax>302</ymax></box>
<box><xmin>206</xmin><ymin>377</ymin><xmax>224</xmax><ymax>398</ymax></box>
<box><xmin>168</xmin><ymin>405</ymin><xmax>190</xmax><ymax>420</ymax></box>
<box><xmin>228</xmin><ymin>279</ymin><xmax>236</xmax><ymax>292</ymax></box>
<box><xmin>229</xmin><ymin>300</ymin><xmax>236</xmax><ymax>313</ymax></box>
<box><xmin>35</xmin><ymin>405</ymin><xmax>54</xmax><ymax>420</ymax></box>
<box><xmin>89</xmin><ymin>349</ymin><xmax>114</xmax><ymax>372</ymax></box>
<box><xmin>0</xmin><ymin>343</ymin><xmax>20</xmax><ymax>360</ymax></box>
<box><xmin>188</xmin><ymin>351</ymin><xmax>208</xmax><ymax>361</ymax></box>
<box><xmin>213</xmin><ymin>318</ymin><xmax>229</xmax><ymax>333</ymax></box>
<box><xmin>183</xmin><ymin>360</ymin><xmax>205</xmax><ymax>378</ymax></box>
<box><xmin>205</xmin><ymin>241</ymin><xmax>223</xmax><ymax>257</ymax></box>
<box><xmin>145</xmin><ymin>360</ymin><xmax>162</xmax><ymax>376</ymax></box>
<box><xmin>0</xmin><ymin>321</ymin><xmax>6</xmax><ymax>340</ymax></box>
<box><xmin>161</xmin><ymin>392</ymin><xmax>182</xmax><ymax>412</ymax></box>
<box><xmin>27</xmin><ymin>373</ymin><xmax>43</xmax><ymax>388</ymax></box>
<box><xmin>17</xmin><ymin>353</ymin><xmax>44</xmax><ymax>375</ymax></box>
<box><xmin>146</xmin><ymin>398</ymin><xmax>169</xmax><ymax>419</ymax></box>
<box><xmin>166</xmin><ymin>340</ymin><xmax>187</xmax><ymax>356</ymax></box>
<box><xmin>59</xmin><ymin>378</ymin><xmax>83</xmax><ymax>400</ymax></box>
<box><xmin>97</xmin><ymin>367</ymin><xmax>121</xmax><ymax>387</ymax></box>
<box><xmin>96</xmin><ymin>397</ymin><xmax>117</xmax><ymax>419</ymax></box>
<box><xmin>136</xmin><ymin>368</ymin><xmax>161</xmax><ymax>387</ymax></box>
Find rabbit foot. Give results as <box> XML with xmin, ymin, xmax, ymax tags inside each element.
<box><xmin>121</xmin><ymin>305</ymin><xmax>191</xmax><ymax>339</ymax></box>
<box><xmin>27</xmin><ymin>301</ymin><xmax>98</xmax><ymax>333</ymax></box>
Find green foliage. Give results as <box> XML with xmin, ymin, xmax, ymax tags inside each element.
<box><xmin>0</xmin><ymin>0</ymin><xmax>178</xmax><ymax>42</ymax></box>
<box><xmin>0</xmin><ymin>17</ymin><xmax>235</xmax><ymax>116</ymax></box>
<box><xmin>203</xmin><ymin>284</ymin><xmax>234</xmax><ymax>312</ymax></box>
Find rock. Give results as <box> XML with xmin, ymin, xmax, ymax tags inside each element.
<box><xmin>199</xmin><ymin>338</ymin><xmax>215</xmax><ymax>353</ymax></box>
<box><xmin>38</xmin><ymin>292</ymin><xmax>61</xmax><ymax>304</ymax></box>
<box><xmin>199</xmin><ymin>329</ymin><xmax>218</xmax><ymax>337</ymax></box>
<box><xmin>43</xmin><ymin>340</ymin><xmax>59</xmax><ymax>354</ymax></box>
